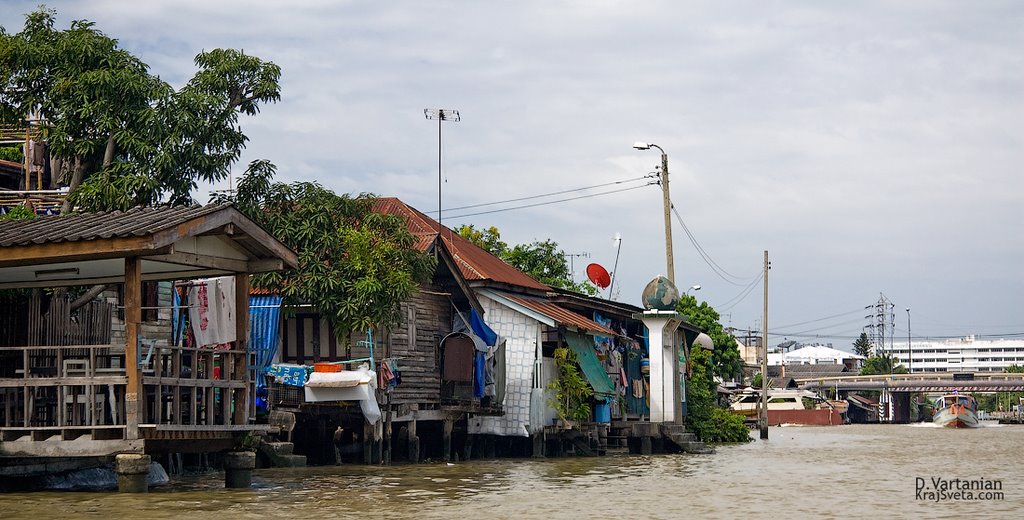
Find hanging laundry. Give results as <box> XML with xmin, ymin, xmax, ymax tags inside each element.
<box><xmin>188</xmin><ymin>277</ymin><xmax>236</xmax><ymax>347</ymax></box>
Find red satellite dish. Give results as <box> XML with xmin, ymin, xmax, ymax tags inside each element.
<box><xmin>586</xmin><ymin>263</ymin><xmax>611</xmax><ymax>289</ymax></box>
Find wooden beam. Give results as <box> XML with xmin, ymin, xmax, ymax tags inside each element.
<box><xmin>147</xmin><ymin>252</ymin><xmax>250</xmax><ymax>272</ymax></box>
<box><xmin>0</xmin><ymin>238</ymin><xmax>167</xmax><ymax>268</ymax></box>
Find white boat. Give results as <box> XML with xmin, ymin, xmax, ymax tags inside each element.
<box><xmin>932</xmin><ymin>392</ymin><xmax>978</xmax><ymax>428</ymax></box>
<box><xmin>730</xmin><ymin>389</ymin><xmax>816</xmax><ymax>417</ymax></box>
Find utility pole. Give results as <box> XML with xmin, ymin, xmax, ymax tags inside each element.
<box><xmin>760</xmin><ymin>250</ymin><xmax>769</xmax><ymax>440</ymax></box>
<box><xmin>660</xmin><ymin>151</ymin><xmax>674</xmax><ymax>284</ymax></box>
<box><xmin>633</xmin><ymin>142</ymin><xmax>674</xmax><ymax>283</ymax></box>
<box><xmin>906</xmin><ymin>308</ymin><xmax>912</xmax><ymax>373</ymax></box>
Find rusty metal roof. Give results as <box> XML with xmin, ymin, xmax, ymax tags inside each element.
<box><xmin>502</xmin><ymin>293</ymin><xmax>617</xmax><ymax>336</ymax></box>
<box><xmin>374</xmin><ymin>197</ymin><xmax>550</xmax><ymax>292</ymax></box>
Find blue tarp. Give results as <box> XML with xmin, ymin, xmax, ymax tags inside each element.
<box><xmin>250</xmin><ymin>295</ymin><xmax>283</xmax><ymax>408</ymax></box>
<box><xmin>470</xmin><ymin>308</ymin><xmax>498</xmax><ymax>346</ymax></box>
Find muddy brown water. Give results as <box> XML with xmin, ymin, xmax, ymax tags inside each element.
<box><xmin>1</xmin><ymin>423</ymin><xmax>1021</xmax><ymax>519</ymax></box>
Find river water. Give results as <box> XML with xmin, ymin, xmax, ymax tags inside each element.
<box><xmin>2</xmin><ymin>424</ymin><xmax>1021</xmax><ymax>519</ymax></box>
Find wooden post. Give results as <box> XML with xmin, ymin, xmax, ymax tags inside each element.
<box><xmin>125</xmin><ymin>256</ymin><xmax>142</xmax><ymax>440</ymax></box>
<box><xmin>233</xmin><ymin>274</ymin><xmax>250</xmax><ymax>425</ymax></box>
<box><xmin>442</xmin><ymin>417</ymin><xmax>454</xmax><ymax>462</ymax></box>
<box><xmin>408</xmin><ymin>419</ymin><xmax>419</xmax><ymax>464</ymax></box>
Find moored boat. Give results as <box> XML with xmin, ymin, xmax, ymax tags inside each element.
<box><xmin>932</xmin><ymin>392</ymin><xmax>978</xmax><ymax>428</ymax></box>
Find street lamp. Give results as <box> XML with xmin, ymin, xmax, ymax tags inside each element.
<box><xmin>424</xmin><ymin>108</ymin><xmax>460</xmax><ymax>235</ymax></box>
<box><xmin>633</xmin><ymin>141</ymin><xmax>675</xmax><ymax>284</ymax></box>
<box><xmin>685</xmin><ymin>284</ymin><xmax>701</xmax><ymax>295</ymax></box>
<box><xmin>906</xmin><ymin>308</ymin><xmax>912</xmax><ymax>373</ymax></box>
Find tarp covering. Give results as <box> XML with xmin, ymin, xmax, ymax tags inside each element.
<box><xmin>251</xmin><ymin>295</ymin><xmax>283</xmax><ymax>408</ymax></box>
<box><xmin>563</xmin><ymin>331</ymin><xmax>616</xmax><ymax>398</ymax></box>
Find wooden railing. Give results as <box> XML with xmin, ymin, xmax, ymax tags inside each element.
<box><xmin>0</xmin><ymin>341</ymin><xmax>252</xmax><ymax>441</ymax></box>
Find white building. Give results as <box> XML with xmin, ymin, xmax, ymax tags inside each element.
<box><xmin>766</xmin><ymin>344</ymin><xmax>864</xmax><ymax>370</ymax></box>
<box><xmin>886</xmin><ymin>336</ymin><xmax>1024</xmax><ymax>373</ymax></box>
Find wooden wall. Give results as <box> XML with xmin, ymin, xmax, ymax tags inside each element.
<box><xmin>278</xmin><ymin>286</ymin><xmax>456</xmax><ymax>409</ymax></box>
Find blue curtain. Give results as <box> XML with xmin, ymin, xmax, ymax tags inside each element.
<box><xmin>250</xmin><ymin>295</ymin><xmax>283</xmax><ymax>409</ymax></box>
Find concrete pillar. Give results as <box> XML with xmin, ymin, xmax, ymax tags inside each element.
<box><xmin>223</xmin><ymin>451</ymin><xmax>256</xmax><ymax>489</ymax></box>
<box><xmin>115</xmin><ymin>453</ymin><xmax>151</xmax><ymax>493</ymax></box>
<box><xmin>640</xmin><ymin>436</ymin><xmax>653</xmax><ymax>455</ymax></box>
<box><xmin>635</xmin><ymin>311</ymin><xmax>683</xmax><ymax>424</ymax></box>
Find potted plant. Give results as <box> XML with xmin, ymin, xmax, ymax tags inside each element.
<box><xmin>547</xmin><ymin>347</ymin><xmax>593</xmax><ymax>428</ymax></box>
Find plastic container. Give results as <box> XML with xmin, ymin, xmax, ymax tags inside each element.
<box><xmin>314</xmin><ymin>362</ymin><xmax>343</xmax><ymax>373</ymax></box>
<box><xmin>640</xmin><ymin>358</ymin><xmax>650</xmax><ymax>374</ymax></box>
<box><xmin>595</xmin><ymin>403</ymin><xmax>611</xmax><ymax>423</ymax></box>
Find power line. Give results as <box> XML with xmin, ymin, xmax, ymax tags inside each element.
<box><xmin>445</xmin><ymin>183</ymin><xmax>654</xmax><ymax>219</ymax></box>
<box><xmin>772</xmin><ymin>308</ymin><xmax>867</xmax><ymax>330</ymax></box>
<box><xmin>670</xmin><ymin>205</ymin><xmax>759</xmax><ymax>286</ymax></box>
<box><xmin>714</xmin><ymin>271</ymin><xmax>764</xmax><ymax>312</ymax></box>
<box><xmin>434</xmin><ymin>176</ymin><xmax>652</xmax><ymax>214</ymax></box>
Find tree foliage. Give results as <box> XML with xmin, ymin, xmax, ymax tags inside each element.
<box><xmin>686</xmin><ymin>348</ymin><xmax>750</xmax><ymax>443</ymax></box>
<box><xmin>853</xmin><ymin>332</ymin><xmax>873</xmax><ymax>358</ymax></box>
<box><xmin>547</xmin><ymin>346</ymin><xmax>593</xmax><ymax>423</ymax></box>
<box><xmin>0</xmin><ymin>8</ymin><xmax>280</xmax><ymax>211</ymax></box>
<box><xmin>455</xmin><ymin>224</ymin><xmax>598</xmax><ymax>296</ymax></box>
<box><xmin>859</xmin><ymin>353</ymin><xmax>908</xmax><ymax>376</ymax></box>
<box><xmin>674</xmin><ymin>295</ymin><xmax>748</xmax><ymax>443</ymax></box>
<box><xmin>215</xmin><ymin>161</ymin><xmax>436</xmax><ymax>340</ymax></box>
<box><xmin>676</xmin><ymin>294</ymin><xmax>743</xmax><ymax>380</ymax></box>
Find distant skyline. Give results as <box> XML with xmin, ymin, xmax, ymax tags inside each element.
<box><xmin>3</xmin><ymin>1</ymin><xmax>1022</xmax><ymax>348</ymax></box>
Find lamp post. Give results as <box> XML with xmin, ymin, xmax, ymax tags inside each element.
<box><xmin>633</xmin><ymin>142</ymin><xmax>675</xmax><ymax>284</ymax></box>
<box><xmin>424</xmin><ymin>108</ymin><xmax>460</xmax><ymax>235</ymax></box>
<box><xmin>906</xmin><ymin>308</ymin><xmax>912</xmax><ymax>373</ymax></box>
<box><xmin>685</xmin><ymin>284</ymin><xmax>701</xmax><ymax>295</ymax></box>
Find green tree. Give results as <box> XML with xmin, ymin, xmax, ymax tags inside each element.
<box><xmin>677</xmin><ymin>294</ymin><xmax>743</xmax><ymax>380</ymax></box>
<box><xmin>0</xmin><ymin>8</ymin><xmax>280</xmax><ymax>211</ymax></box>
<box><xmin>455</xmin><ymin>224</ymin><xmax>598</xmax><ymax>296</ymax></box>
<box><xmin>547</xmin><ymin>346</ymin><xmax>593</xmax><ymax>423</ymax></box>
<box><xmin>686</xmin><ymin>348</ymin><xmax>750</xmax><ymax>443</ymax></box>
<box><xmin>674</xmin><ymin>294</ymin><xmax>748</xmax><ymax>443</ymax></box>
<box><xmin>454</xmin><ymin>224</ymin><xmax>507</xmax><ymax>256</ymax></box>
<box><xmin>853</xmin><ymin>332</ymin><xmax>873</xmax><ymax>358</ymax></box>
<box><xmin>859</xmin><ymin>353</ymin><xmax>909</xmax><ymax>376</ymax></box>
<box><xmin>217</xmin><ymin>162</ymin><xmax>436</xmax><ymax>340</ymax></box>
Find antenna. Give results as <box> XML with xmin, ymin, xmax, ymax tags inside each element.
<box><xmin>565</xmin><ymin>252</ymin><xmax>590</xmax><ymax>283</ymax></box>
<box><xmin>424</xmin><ymin>108</ymin><xmax>460</xmax><ymax>236</ymax></box>
<box><xmin>608</xmin><ymin>233</ymin><xmax>622</xmax><ymax>298</ymax></box>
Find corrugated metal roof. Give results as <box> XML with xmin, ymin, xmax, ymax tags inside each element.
<box><xmin>503</xmin><ymin>293</ymin><xmax>617</xmax><ymax>336</ymax></box>
<box><xmin>373</xmin><ymin>197</ymin><xmax>550</xmax><ymax>292</ymax></box>
<box><xmin>0</xmin><ymin>204</ymin><xmax>224</xmax><ymax>247</ymax></box>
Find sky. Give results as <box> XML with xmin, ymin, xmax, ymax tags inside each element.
<box><xmin>3</xmin><ymin>1</ymin><xmax>1022</xmax><ymax>350</ymax></box>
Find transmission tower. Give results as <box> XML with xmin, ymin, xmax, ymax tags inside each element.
<box><xmin>864</xmin><ymin>293</ymin><xmax>896</xmax><ymax>356</ymax></box>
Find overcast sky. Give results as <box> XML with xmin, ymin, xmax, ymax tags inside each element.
<box><xmin>4</xmin><ymin>1</ymin><xmax>1022</xmax><ymax>349</ymax></box>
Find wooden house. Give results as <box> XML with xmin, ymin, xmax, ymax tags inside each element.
<box><xmin>0</xmin><ymin>204</ymin><xmax>296</xmax><ymax>469</ymax></box>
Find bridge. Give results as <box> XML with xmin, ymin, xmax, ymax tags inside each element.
<box><xmin>797</xmin><ymin>372</ymin><xmax>1024</xmax><ymax>393</ymax></box>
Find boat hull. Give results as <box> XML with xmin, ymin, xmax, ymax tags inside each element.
<box><xmin>933</xmin><ymin>408</ymin><xmax>979</xmax><ymax>428</ymax></box>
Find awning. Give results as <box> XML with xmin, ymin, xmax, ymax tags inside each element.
<box><xmin>563</xmin><ymin>331</ymin><xmax>616</xmax><ymax>398</ymax></box>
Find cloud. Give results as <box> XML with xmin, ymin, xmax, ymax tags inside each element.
<box><xmin>3</xmin><ymin>0</ymin><xmax>1022</xmax><ymax>343</ymax></box>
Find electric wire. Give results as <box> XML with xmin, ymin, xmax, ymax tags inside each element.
<box><xmin>670</xmin><ymin>205</ymin><xmax>760</xmax><ymax>286</ymax></box>
<box><xmin>445</xmin><ymin>183</ymin><xmax>654</xmax><ymax>219</ymax></box>
<box><xmin>713</xmin><ymin>271</ymin><xmax>764</xmax><ymax>312</ymax></box>
<box><xmin>435</xmin><ymin>176</ymin><xmax>652</xmax><ymax>214</ymax></box>
<box><xmin>772</xmin><ymin>308</ymin><xmax>868</xmax><ymax>330</ymax></box>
